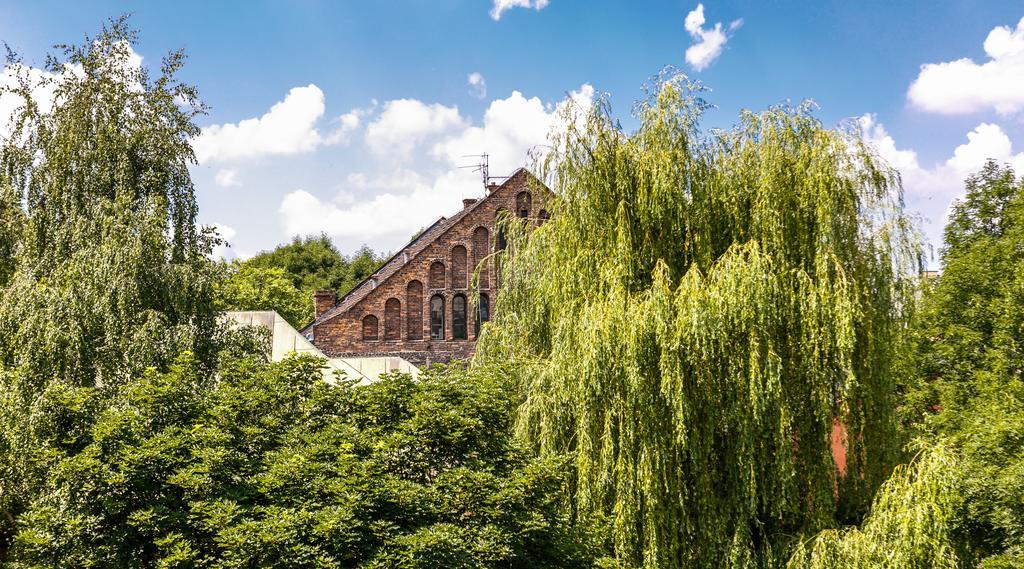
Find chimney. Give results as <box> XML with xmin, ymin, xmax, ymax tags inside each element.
<box><xmin>462</xmin><ymin>198</ymin><xmax>478</xmax><ymax>209</ymax></box>
<box><xmin>314</xmin><ymin>290</ymin><xmax>336</xmax><ymax>318</ymax></box>
<box><xmin>486</xmin><ymin>182</ymin><xmax>498</xmax><ymax>193</ymax></box>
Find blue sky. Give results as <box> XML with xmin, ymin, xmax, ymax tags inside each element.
<box><xmin>2</xmin><ymin>1</ymin><xmax>1023</xmax><ymax>265</ymax></box>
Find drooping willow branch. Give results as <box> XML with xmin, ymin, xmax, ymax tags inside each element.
<box><xmin>476</xmin><ymin>75</ymin><xmax>921</xmax><ymax>568</ymax></box>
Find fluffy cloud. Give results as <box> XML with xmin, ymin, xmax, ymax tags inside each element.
<box><xmin>214</xmin><ymin>168</ymin><xmax>241</xmax><ymax>188</ymax></box>
<box><xmin>210</xmin><ymin>223</ymin><xmax>238</xmax><ymax>260</ymax></box>
<box><xmin>907</xmin><ymin>17</ymin><xmax>1024</xmax><ymax>116</ymax></box>
<box><xmin>859</xmin><ymin>114</ymin><xmax>1024</xmax><ymax>257</ymax></box>
<box><xmin>434</xmin><ymin>84</ymin><xmax>594</xmax><ymax>174</ymax></box>
<box><xmin>0</xmin><ymin>64</ymin><xmax>58</xmax><ymax>139</ymax></box>
<box><xmin>490</xmin><ymin>0</ymin><xmax>550</xmax><ymax>21</ymax></box>
<box><xmin>684</xmin><ymin>4</ymin><xmax>742</xmax><ymax>71</ymax></box>
<box><xmin>192</xmin><ymin>84</ymin><xmax>358</xmax><ymax>163</ymax></box>
<box><xmin>364</xmin><ymin>99</ymin><xmax>465</xmax><ymax>158</ymax></box>
<box><xmin>280</xmin><ymin>85</ymin><xmax>594</xmax><ymax>249</ymax></box>
<box><xmin>1</xmin><ymin>42</ymin><xmax>143</xmax><ymax>139</ymax></box>
<box><xmin>467</xmin><ymin>72</ymin><xmax>487</xmax><ymax>99</ymax></box>
<box><xmin>280</xmin><ymin>169</ymin><xmax>480</xmax><ymax>246</ymax></box>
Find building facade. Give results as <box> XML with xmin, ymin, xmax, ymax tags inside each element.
<box><xmin>303</xmin><ymin>168</ymin><xmax>548</xmax><ymax>366</ymax></box>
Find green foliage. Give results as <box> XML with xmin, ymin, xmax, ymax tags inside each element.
<box><xmin>0</xmin><ymin>17</ymin><xmax>220</xmax><ymax>389</ymax></box>
<box><xmin>0</xmin><ymin>181</ymin><xmax>21</xmax><ymax>287</ymax></box>
<box><xmin>477</xmin><ymin>75</ymin><xmax>920</xmax><ymax>567</ymax></box>
<box><xmin>786</xmin><ymin>444</ymin><xmax>963</xmax><ymax>569</ymax></box>
<box><xmin>903</xmin><ymin>161</ymin><xmax>1024</xmax><ymax>566</ymax></box>
<box><xmin>798</xmin><ymin>163</ymin><xmax>1024</xmax><ymax>569</ymax></box>
<box><xmin>247</xmin><ymin>235</ymin><xmax>385</xmax><ymax>292</ymax></box>
<box><xmin>4</xmin><ymin>355</ymin><xmax>597</xmax><ymax>568</ymax></box>
<box><xmin>233</xmin><ymin>235</ymin><xmax>386</xmax><ymax>327</ymax></box>
<box><xmin>216</xmin><ymin>261</ymin><xmax>311</xmax><ymax>328</ymax></box>
<box><xmin>0</xmin><ymin>18</ymin><xmax>223</xmax><ymax>556</ymax></box>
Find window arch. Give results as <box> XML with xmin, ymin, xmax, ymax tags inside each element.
<box><xmin>406</xmin><ymin>280</ymin><xmax>423</xmax><ymax>340</ymax></box>
<box><xmin>453</xmin><ymin>294</ymin><xmax>467</xmax><ymax>340</ymax></box>
<box><xmin>472</xmin><ymin>227</ymin><xmax>490</xmax><ymax>289</ymax></box>
<box><xmin>451</xmin><ymin>245</ymin><xmax>468</xmax><ymax>289</ymax></box>
<box><xmin>475</xmin><ymin>293</ymin><xmax>490</xmax><ymax>337</ymax></box>
<box><xmin>430</xmin><ymin>295</ymin><xmax>445</xmax><ymax>340</ymax></box>
<box><xmin>384</xmin><ymin>298</ymin><xmax>401</xmax><ymax>340</ymax></box>
<box><xmin>362</xmin><ymin>315</ymin><xmax>379</xmax><ymax>341</ymax></box>
<box><xmin>516</xmin><ymin>191</ymin><xmax>532</xmax><ymax>218</ymax></box>
<box><xmin>429</xmin><ymin>261</ymin><xmax>445</xmax><ymax>289</ymax></box>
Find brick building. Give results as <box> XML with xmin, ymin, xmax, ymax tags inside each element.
<box><xmin>302</xmin><ymin>168</ymin><xmax>548</xmax><ymax>366</ymax></box>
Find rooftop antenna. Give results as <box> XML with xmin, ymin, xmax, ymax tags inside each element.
<box><xmin>460</xmin><ymin>153</ymin><xmax>490</xmax><ymax>188</ymax></box>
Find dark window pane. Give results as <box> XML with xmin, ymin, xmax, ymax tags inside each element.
<box><xmin>453</xmin><ymin>295</ymin><xmax>467</xmax><ymax>340</ymax></box>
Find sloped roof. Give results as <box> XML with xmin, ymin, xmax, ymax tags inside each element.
<box><xmin>303</xmin><ymin>168</ymin><xmax>535</xmax><ymax>332</ymax></box>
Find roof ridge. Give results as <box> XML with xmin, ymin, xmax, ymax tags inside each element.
<box><xmin>302</xmin><ymin>168</ymin><xmax>541</xmax><ymax>333</ymax></box>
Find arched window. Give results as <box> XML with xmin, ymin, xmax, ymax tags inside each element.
<box><xmin>406</xmin><ymin>280</ymin><xmax>423</xmax><ymax>340</ymax></box>
<box><xmin>384</xmin><ymin>298</ymin><xmax>401</xmax><ymax>340</ymax></box>
<box><xmin>430</xmin><ymin>294</ymin><xmax>445</xmax><ymax>340</ymax></box>
<box><xmin>516</xmin><ymin>191</ymin><xmax>532</xmax><ymax>218</ymax></box>
<box><xmin>451</xmin><ymin>245</ymin><xmax>468</xmax><ymax>289</ymax></box>
<box><xmin>362</xmin><ymin>315</ymin><xmax>379</xmax><ymax>341</ymax></box>
<box><xmin>453</xmin><ymin>294</ymin><xmax>467</xmax><ymax>340</ymax></box>
<box><xmin>538</xmin><ymin>209</ymin><xmax>550</xmax><ymax>224</ymax></box>
<box><xmin>475</xmin><ymin>293</ymin><xmax>490</xmax><ymax>337</ymax></box>
<box><xmin>472</xmin><ymin>227</ymin><xmax>490</xmax><ymax>289</ymax></box>
<box><xmin>429</xmin><ymin>261</ymin><xmax>445</xmax><ymax>289</ymax></box>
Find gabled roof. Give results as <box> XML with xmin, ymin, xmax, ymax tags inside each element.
<box><xmin>303</xmin><ymin>168</ymin><xmax>538</xmax><ymax>332</ymax></box>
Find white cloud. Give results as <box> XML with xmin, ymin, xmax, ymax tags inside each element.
<box><xmin>280</xmin><ymin>85</ymin><xmax>594</xmax><ymax>248</ymax></box>
<box><xmin>1</xmin><ymin>42</ymin><xmax>143</xmax><ymax>140</ymax></box>
<box><xmin>214</xmin><ymin>168</ymin><xmax>241</xmax><ymax>188</ymax></box>
<box><xmin>192</xmin><ymin>84</ymin><xmax>341</xmax><ymax>163</ymax></box>
<box><xmin>280</xmin><ymin>170</ymin><xmax>479</xmax><ymax>245</ymax></box>
<box><xmin>210</xmin><ymin>223</ymin><xmax>237</xmax><ymax>260</ymax></box>
<box><xmin>0</xmin><ymin>64</ymin><xmax>58</xmax><ymax>140</ymax></box>
<box><xmin>908</xmin><ymin>17</ymin><xmax>1024</xmax><ymax>116</ymax></box>
<box><xmin>490</xmin><ymin>0</ymin><xmax>550</xmax><ymax>21</ymax></box>
<box><xmin>467</xmin><ymin>72</ymin><xmax>487</xmax><ymax>99</ymax></box>
<box><xmin>365</xmin><ymin>99</ymin><xmax>465</xmax><ymax>157</ymax></box>
<box><xmin>684</xmin><ymin>4</ymin><xmax>742</xmax><ymax>71</ymax></box>
<box><xmin>434</xmin><ymin>84</ymin><xmax>594</xmax><ymax>175</ymax></box>
<box><xmin>859</xmin><ymin>114</ymin><xmax>1024</xmax><ymax>257</ymax></box>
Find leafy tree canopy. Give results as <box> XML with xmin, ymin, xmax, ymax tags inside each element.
<box><xmin>0</xmin><ymin>16</ymin><xmax>220</xmax><ymax>389</ymax></box>
<box><xmin>3</xmin><ymin>355</ymin><xmax>599</xmax><ymax>568</ymax></box>
<box><xmin>246</xmin><ymin>235</ymin><xmax>386</xmax><ymax>295</ymax></box>
<box><xmin>227</xmin><ymin>235</ymin><xmax>386</xmax><ymax>327</ymax></box>
<box><xmin>795</xmin><ymin>162</ymin><xmax>1024</xmax><ymax>569</ymax></box>
<box><xmin>478</xmin><ymin>75</ymin><xmax>921</xmax><ymax>568</ymax></box>
<box><xmin>216</xmin><ymin>261</ymin><xmax>311</xmax><ymax>329</ymax></box>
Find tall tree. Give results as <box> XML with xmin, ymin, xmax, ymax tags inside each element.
<box><xmin>477</xmin><ymin>77</ymin><xmax>921</xmax><ymax>567</ymax></box>
<box><xmin>0</xmin><ymin>17</ymin><xmax>219</xmax><ymax>389</ymax></box>
<box><xmin>792</xmin><ymin>162</ymin><xmax>1024</xmax><ymax>569</ymax></box>
<box><xmin>0</xmin><ymin>18</ymin><xmax>220</xmax><ymax>550</ymax></box>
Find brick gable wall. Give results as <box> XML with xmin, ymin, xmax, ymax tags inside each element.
<box><xmin>307</xmin><ymin>169</ymin><xmax>548</xmax><ymax>366</ymax></box>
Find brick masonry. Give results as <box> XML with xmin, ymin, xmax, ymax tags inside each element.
<box><xmin>304</xmin><ymin>169</ymin><xmax>548</xmax><ymax>366</ymax></box>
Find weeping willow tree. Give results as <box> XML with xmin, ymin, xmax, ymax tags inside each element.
<box><xmin>786</xmin><ymin>444</ymin><xmax>962</xmax><ymax>569</ymax></box>
<box><xmin>476</xmin><ymin>76</ymin><xmax>921</xmax><ymax>567</ymax></box>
